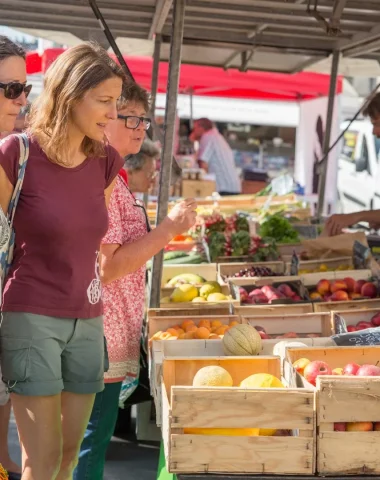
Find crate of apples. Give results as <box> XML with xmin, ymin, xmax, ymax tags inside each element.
<box><xmin>345</xmin><ymin>311</ymin><xmax>380</xmax><ymax>332</ymax></box>
<box><xmin>309</xmin><ymin>277</ymin><xmax>378</xmax><ymax>302</ymax></box>
<box><xmin>293</xmin><ymin>358</ymin><xmax>380</xmax><ymax>386</ymax></box>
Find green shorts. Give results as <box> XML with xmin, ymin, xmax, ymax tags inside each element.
<box><xmin>0</xmin><ymin>312</ymin><xmax>106</xmax><ymax>396</ymax></box>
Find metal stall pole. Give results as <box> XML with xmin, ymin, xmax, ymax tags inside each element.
<box><xmin>316</xmin><ymin>50</ymin><xmax>340</xmax><ymax>218</ymax></box>
<box><xmin>143</xmin><ymin>35</ymin><xmax>162</xmax><ymax>207</ymax></box>
<box><xmin>149</xmin><ymin>0</ymin><xmax>186</xmax><ymax>308</ymax></box>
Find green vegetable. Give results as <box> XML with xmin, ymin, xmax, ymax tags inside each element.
<box><xmin>234</xmin><ymin>215</ymin><xmax>249</xmax><ymax>232</ymax></box>
<box><xmin>231</xmin><ymin>231</ymin><xmax>251</xmax><ymax>256</ymax></box>
<box><xmin>259</xmin><ymin>215</ymin><xmax>300</xmax><ymax>244</ymax></box>
<box><xmin>208</xmin><ymin>232</ymin><xmax>227</xmax><ymax>262</ymax></box>
<box><xmin>163</xmin><ymin>251</ymin><xmax>188</xmax><ymax>261</ymax></box>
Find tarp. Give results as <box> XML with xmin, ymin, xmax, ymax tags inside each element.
<box><xmin>26</xmin><ymin>48</ymin><xmax>343</xmax><ymax>101</ymax></box>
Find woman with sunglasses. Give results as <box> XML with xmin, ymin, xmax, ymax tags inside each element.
<box><xmin>0</xmin><ymin>43</ymin><xmax>126</xmax><ymax>480</ymax></box>
<box><xmin>74</xmin><ymin>82</ymin><xmax>196</xmax><ymax>480</ymax></box>
<box><xmin>0</xmin><ymin>35</ymin><xmax>30</xmax><ymax>480</ymax></box>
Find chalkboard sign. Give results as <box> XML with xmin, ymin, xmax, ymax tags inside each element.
<box><xmin>332</xmin><ymin>312</ymin><xmax>380</xmax><ymax>345</ymax></box>
<box><xmin>353</xmin><ymin>240</ymin><xmax>371</xmax><ymax>270</ymax></box>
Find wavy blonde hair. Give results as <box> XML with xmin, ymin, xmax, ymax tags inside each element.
<box><xmin>28</xmin><ymin>42</ymin><xmax>125</xmax><ymax>165</ymax></box>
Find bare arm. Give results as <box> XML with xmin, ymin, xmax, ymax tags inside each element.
<box><xmin>0</xmin><ymin>165</ymin><xmax>13</xmax><ymax>215</ymax></box>
<box><xmin>100</xmin><ymin>198</ymin><xmax>197</xmax><ymax>284</ymax></box>
<box><xmin>198</xmin><ymin>159</ymin><xmax>208</xmax><ymax>172</ymax></box>
<box><xmin>324</xmin><ymin>210</ymin><xmax>380</xmax><ymax>236</ymax></box>
<box><xmin>104</xmin><ymin>177</ymin><xmax>117</xmax><ymax>208</ymax></box>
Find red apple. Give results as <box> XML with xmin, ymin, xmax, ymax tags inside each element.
<box><xmin>356</xmin><ymin>364</ymin><xmax>380</xmax><ymax>376</ymax></box>
<box><xmin>330</xmin><ymin>290</ymin><xmax>349</xmax><ymax>302</ymax></box>
<box><xmin>356</xmin><ymin>321</ymin><xmax>373</xmax><ymax>331</ymax></box>
<box><xmin>310</xmin><ymin>291</ymin><xmax>322</xmax><ymax>300</ymax></box>
<box><xmin>350</xmin><ymin>292</ymin><xmax>363</xmax><ymax>300</ymax></box>
<box><xmin>361</xmin><ymin>282</ymin><xmax>378</xmax><ymax>299</ymax></box>
<box><xmin>331</xmin><ymin>280</ymin><xmax>348</xmax><ymax>293</ymax></box>
<box><xmin>344</xmin><ymin>277</ymin><xmax>356</xmax><ymax>293</ymax></box>
<box><xmin>346</xmin><ymin>422</ymin><xmax>373</xmax><ymax>432</ymax></box>
<box><xmin>343</xmin><ymin>363</ymin><xmax>360</xmax><ymax>376</ymax></box>
<box><xmin>239</xmin><ymin>288</ymin><xmax>249</xmax><ymax>302</ymax></box>
<box><xmin>347</xmin><ymin>325</ymin><xmax>358</xmax><ymax>332</ymax></box>
<box><xmin>258</xmin><ymin>330</ymin><xmax>270</xmax><ymax>340</ymax></box>
<box><xmin>334</xmin><ymin>422</ymin><xmax>346</xmax><ymax>431</ymax></box>
<box><xmin>317</xmin><ymin>279</ymin><xmax>330</xmax><ymax>296</ymax></box>
<box><xmin>354</xmin><ymin>280</ymin><xmax>367</xmax><ymax>294</ymax></box>
<box><xmin>371</xmin><ymin>312</ymin><xmax>380</xmax><ymax>327</ymax></box>
<box><xmin>304</xmin><ymin>361</ymin><xmax>332</xmax><ymax>386</ymax></box>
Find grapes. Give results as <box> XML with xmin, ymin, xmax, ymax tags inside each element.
<box><xmin>223</xmin><ymin>266</ymin><xmax>277</xmax><ymax>281</ymax></box>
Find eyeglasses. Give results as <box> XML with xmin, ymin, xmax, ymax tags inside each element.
<box><xmin>0</xmin><ymin>82</ymin><xmax>32</xmax><ymax>100</ymax></box>
<box><xmin>117</xmin><ymin>115</ymin><xmax>151</xmax><ymax>131</ymax></box>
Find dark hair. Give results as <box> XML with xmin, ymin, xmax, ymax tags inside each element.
<box><xmin>0</xmin><ymin>35</ymin><xmax>26</xmax><ymax>63</ymax></box>
<box><xmin>195</xmin><ymin>118</ymin><xmax>214</xmax><ymax>131</ymax></box>
<box><xmin>117</xmin><ymin>81</ymin><xmax>150</xmax><ymax>113</ymax></box>
<box><xmin>363</xmin><ymin>92</ymin><xmax>380</xmax><ymax>119</ymax></box>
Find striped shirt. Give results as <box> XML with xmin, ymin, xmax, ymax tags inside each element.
<box><xmin>198</xmin><ymin>128</ymin><xmax>241</xmax><ymax>193</ymax></box>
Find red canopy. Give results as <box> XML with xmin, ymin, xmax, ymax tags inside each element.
<box><xmin>26</xmin><ymin>48</ymin><xmax>342</xmax><ymax>101</ymax></box>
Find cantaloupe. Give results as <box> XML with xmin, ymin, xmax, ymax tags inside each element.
<box><xmin>192</xmin><ymin>366</ymin><xmax>233</xmax><ymax>387</ymax></box>
<box><xmin>223</xmin><ymin>324</ymin><xmax>262</xmax><ymax>356</ymax></box>
<box><xmin>184</xmin><ymin>428</ymin><xmax>259</xmax><ymax>436</ymax></box>
<box><xmin>240</xmin><ymin>373</ymin><xmax>285</xmax><ymax>436</ymax></box>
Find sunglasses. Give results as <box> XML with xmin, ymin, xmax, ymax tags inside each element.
<box><xmin>0</xmin><ymin>82</ymin><xmax>32</xmax><ymax>100</ymax></box>
<box><xmin>117</xmin><ymin>115</ymin><xmax>151</xmax><ymax>131</ymax></box>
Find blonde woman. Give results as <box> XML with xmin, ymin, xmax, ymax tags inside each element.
<box><xmin>0</xmin><ymin>43</ymin><xmax>125</xmax><ymax>480</ymax></box>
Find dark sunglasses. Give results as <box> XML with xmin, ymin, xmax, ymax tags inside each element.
<box><xmin>0</xmin><ymin>82</ymin><xmax>32</xmax><ymax>100</ymax></box>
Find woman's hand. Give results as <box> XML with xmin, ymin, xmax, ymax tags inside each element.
<box><xmin>163</xmin><ymin>198</ymin><xmax>197</xmax><ymax>237</ymax></box>
<box><xmin>323</xmin><ymin>212</ymin><xmax>361</xmax><ymax>237</ymax></box>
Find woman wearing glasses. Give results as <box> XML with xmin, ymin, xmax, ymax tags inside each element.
<box><xmin>74</xmin><ymin>82</ymin><xmax>196</xmax><ymax>480</ymax></box>
<box><xmin>0</xmin><ymin>36</ymin><xmax>30</xmax><ymax>480</ymax></box>
<box><xmin>125</xmin><ymin>138</ymin><xmax>159</xmax><ymax>193</ymax></box>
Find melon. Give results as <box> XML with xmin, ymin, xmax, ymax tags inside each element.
<box><xmin>223</xmin><ymin>324</ymin><xmax>262</xmax><ymax>356</ymax></box>
<box><xmin>240</xmin><ymin>373</ymin><xmax>285</xmax><ymax>436</ymax></box>
<box><xmin>192</xmin><ymin>366</ymin><xmax>233</xmax><ymax>387</ymax></box>
<box><xmin>184</xmin><ymin>428</ymin><xmax>259</xmax><ymax>436</ymax></box>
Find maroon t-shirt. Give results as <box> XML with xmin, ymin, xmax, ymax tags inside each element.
<box><xmin>0</xmin><ymin>134</ymin><xmax>123</xmax><ymax>319</ymax></box>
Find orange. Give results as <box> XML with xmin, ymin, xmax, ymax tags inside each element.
<box><xmin>178</xmin><ymin>333</ymin><xmax>186</xmax><ymax>339</ymax></box>
<box><xmin>176</xmin><ymin>328</ymin><xmax>185</xmax><ymax>336</ymax></box>
<box><xmin>211</xmin><ymin>320</ymin><xmax>223</xmax><ymax>329</ymax></box>
<box><xmin>215</xmin><ymin>325</ymin><xmax>229</xmax><ymax>335</ymax></box>
<box><xmin>166</xmin><ymin>328</ymin><xmax>179</xmax><ymax>337</ymax></box>
<box><xmin>172</xmin><ymin>324</ymin><xmax>181</xmax><ymax>330</ymax></box>
<box><xmin>209</xmin><ymin>334</ymin><xmax>219</xmax><ymax>340</ymax></box>
<box><xmin>195</xmin><ymin>327</ymin><xmax>210</xmax><ymax>339</ymax></box>
<box><xmin>184</xmin><ymin>331</ymin><xmax>195</xmax><ymax>339</ymax></box>
<box><xmin>185</xmin><ymin>324</ymin><xmax>197</xmax><ymax>333</ymax></box>
<box><xmin>181</xmin><ymin>319</ymin><xmax>194</xmax><ymax>330</ymax></box>
<box><xmin>198</xmin><ymin>319</ymin><xmax>211</xmax><ymax>330</ymax></box>
<box><xmin>229</xmin><ymin>321</ymin><xmax>239</xmax><ymax>327</ymax></box>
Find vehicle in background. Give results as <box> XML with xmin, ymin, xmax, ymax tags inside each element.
<box><xmin>337</xmin><ymin>120</ymin><xmax>380</xmax><ymax>213</ymax></box>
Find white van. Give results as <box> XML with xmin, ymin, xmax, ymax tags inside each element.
<box><xmin>337</xmin><ymin>120</ymin><xmax>380</xmax><ymax>213</ymax></box>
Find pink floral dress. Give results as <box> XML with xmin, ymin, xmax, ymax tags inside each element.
<box><xmin>102</xmin><ymin>175</ymin><xmax>147</xmax><ymax>383</ymax></box>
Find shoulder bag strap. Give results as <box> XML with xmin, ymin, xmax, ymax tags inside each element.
<box><xmin>7</xmin><ymin>133</ymin><xmax>29</xmax><ymax>227</ymax></box>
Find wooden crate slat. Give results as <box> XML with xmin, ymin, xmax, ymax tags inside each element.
<box><xmin>235</xmin><ymin>303</ymin><xmax>313</xmax><ymax>316</ymax></box>
<box><xmin>318</xmin><ymin>432</ymin><xmax>380</xmax><ymax>475</ymax></box>
<box><xmin>169</xmin><ymin>435</ymin><xmax>313</xmax><ymax>474</ymax></box>
<box><xmin>318</xmin><ymin>376</ymin><xmax>380</xmax><ymax>424</ymax></box>
<box><xmin>313</xmin><ymin>298</ymin><xmax>380</xmax><ymax>313</ymax></box>
<box><xmin>171</xmin><ymin>386</ymin><xmax>314</xmax><ymax>429</ymax></box>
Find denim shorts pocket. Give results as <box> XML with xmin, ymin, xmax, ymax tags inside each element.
<box><xmin>0</xmin><ymin>337</ymin><xmax>32</xmax><ymax>383</ymax></box>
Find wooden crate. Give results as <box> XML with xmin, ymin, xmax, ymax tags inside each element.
<box><xmin>278</xmin><ymin>243</ymin><xmax>303</xmax><ymax>257</ymax></box>
<box><xmin>242</xmin><ymin>312</ymin><xmax>333</xmax><ymax>338</ymax></box>
<box><xmin>301</xmin><ymin>269</ymin><xmax>372</xmax><ymax>287</ymax></box>
<box><xmin>290</xmin><ymin>256</ymin><xmax>353</xmax><ymax>276</ymax></box>
<box><xmin>286</xmin><ymin>346</ymin><xmax>380</xmax><ymax>476</ymax></box>
<box><xmin>161</xmin><ymin>264</ymin><xmax>217</xmax><ymax>287</ymax></box>
<box><xmin>217</xmin><ymin>261</ymin><xmax>285</xmax><ymax>284</ymax></box>
<box><xmin>148</xmin><ymin>306</ymin><xmax>232</xmax><ymax>317</ymax></box>
<box><xmin>161</xmin><ymin>357</ymin><xmax>315</xmax><ymax>475</ymax></box>
<box><xmin>331</xmin><ymin>308</ymin><xmax>380</xmax><ymax>331</ymax></box>
<box><xmin>313</xmin><ymin>298</ymin><xmax>380</xmax><ymax>313</ymax></box>
<box><xmin>181</xmin><ymin>179</ymin><xmax>216</xmax><ymax>198</ymax></box>
<box><xmin>148</xmin><ymin>314</ymin><xmax>239</xmax><ymax>339</ymax></box>
<box><xmin>235</xmin><ymin>303</ymin><xmax>314</xmax><ymax>316</ymax></box>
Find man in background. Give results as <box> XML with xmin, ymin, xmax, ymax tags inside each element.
<box><xmin>190</xmin><ymin>118</ymin><xmax>241</xmax><ymax>196</ymax></box>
